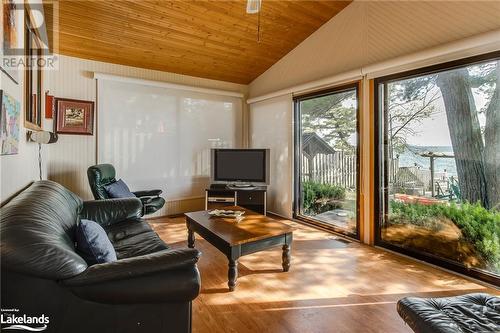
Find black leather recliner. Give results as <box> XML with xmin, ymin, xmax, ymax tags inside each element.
<box><xmin>0</xmin><ymin>180</ymin><xmax>201</xmax><ymax>333</ymax></box>
<box><xmin>87</xmin><ymin>163</ymin><xmax>166</xmax><ymax>215</ymax></box>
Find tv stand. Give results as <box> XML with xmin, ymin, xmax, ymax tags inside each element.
<box><xmin>205</xmin><ymin>186</ymin><xmax>267</xmax><ymax>215</ymax></box>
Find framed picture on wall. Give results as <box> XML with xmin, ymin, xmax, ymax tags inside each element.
<box><xmin>54</xmin><ymin>98</ymin><xmax>94</xmax><ymax>135</ymax></box>
<box><xmin>0</xmin><ymin>90</ymin><xmax>21</xmax><ymax>155</ymax></box>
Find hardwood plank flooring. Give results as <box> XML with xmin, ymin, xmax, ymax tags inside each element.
<box><xmin>149</xmin><ymin>217</ymin><xmax>498</xmax><ymax>333</ymax></box>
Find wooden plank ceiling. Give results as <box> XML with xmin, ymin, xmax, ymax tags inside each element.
<box><xmin>45</xmin><ymin>1</ymin><xmax>351</xmax><ymax>84</ymax></box>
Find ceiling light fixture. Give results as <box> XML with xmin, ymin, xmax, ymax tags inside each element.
<box><xmin>246</xmin><ymin>0</ymin><xmax>262</xmax><ymax>42</ymax></box>
<box><xmin>246</xmin><ymin>0</ymin><xmax>261</xmax><ymax>14</ymax></box>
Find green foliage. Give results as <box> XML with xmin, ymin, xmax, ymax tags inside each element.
<box><xmin>389</xmin><ymin>201</ymin><xmax>500</xmax><ymax>272</ymax></box>
<box><xmin>389</xmin><ymin>201</ymin><xmax>445</xmax><ymax>231</ymax></box>
<box><xmin>301</xmin><ymin>90</ymin><xmax>357</xmax><ymax>151</ymax></box>
<box><xmin>442</xmin><ymin>202</ymin><xmax>500</xmax><ymax>271</ymax></box>
<box><xmin>302</xmin><ymin>181</ymin><xmax>346</xmax><ymax>214</ymax></box>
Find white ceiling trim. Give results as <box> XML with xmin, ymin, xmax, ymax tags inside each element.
<box><xmin>93</xmin><ymin>73</ymin><xmax>245</xmax><ymax>98</ymax></box>
<box><xmin>247</xmin><ymin>69</ymin><xmax>363</xmax><ymax>104</ymax></box>
<box><xmin>363</xmin><ymin>28</ymin><xmax>500</xmax><ymax>79</ymax></box>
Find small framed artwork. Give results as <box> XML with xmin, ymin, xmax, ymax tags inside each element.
<box><xmin>0</xmin><ymin>90</ymin><xmax>21</xmax><ymax>155</ymax></box>
<box><xmin>54</xmin><ymin>98</ymin><xmax>94</xmax><ymax>135</ymax></box>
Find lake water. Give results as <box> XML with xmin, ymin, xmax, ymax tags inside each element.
<box><xmin>397</xmin><ymin>145</ymin><xmax>457</xmax><ymax>177</ymax></box>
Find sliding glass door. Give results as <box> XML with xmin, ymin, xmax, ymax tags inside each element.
<box><xmin>294</xmin><ymin>83</ymin><xmax>359</xmax><ymax>238</ymax></box>
<box><xmin>375</xmin><ymin>52</ymin><xmax>500</xmax><ymax>284</ymax></box>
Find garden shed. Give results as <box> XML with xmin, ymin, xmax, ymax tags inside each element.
<box><xmin>302</xmin><ymin>132</ymin><xmax>336</xmax><ymax>159</ymax></box>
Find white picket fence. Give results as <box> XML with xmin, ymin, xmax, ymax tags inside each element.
<box><xmin>301</xmin><ymin>152</ymin><xmax>357</xmax><ymax>189</ymax></box>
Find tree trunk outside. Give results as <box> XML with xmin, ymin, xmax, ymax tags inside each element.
<box><xmin>436</xmin><ymin>68</ymin><xmax>489</xmax><ymax>208</ymax></box>
<box><xmin>484</xmin><ymin>63</ymin><xmax>500</xmax><ymax>210</ymax></box>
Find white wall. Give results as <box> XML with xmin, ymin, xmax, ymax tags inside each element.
<box><xmin>44</xmin><ymin>55</ymin><xmax>247</xmax><ymax>215</ymax></box>
<box><xmin>0</xmin><ymin>71</ymin><xmax>43</xmax><ymax>202</ymax></box>
<box><xmin>249</xmin><ymin>95</ymin><xmax>293</xmax><ymax>218</ymax></box>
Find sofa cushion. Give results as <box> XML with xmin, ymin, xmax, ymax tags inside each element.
<box><xmin>397</xmin><ymin>293</ymin><xmax>500</xmax><ymax>333</ymax></box>
<box><xmin>77</xmin><ymin>219</ymin><xmax>117</xmax><ymax>265</ymax></box>
<box><xmin>104</xmin><ymin>179</ymin><xmax>135</xmax><ymax>199</ymax></box>
<box><xmin>111</xmin><ymin>231</ymin><xmax>169</xmax><ymax>259</ymax></box>
<box><xmin>104</xmin><ymin>218</ymin><xmax>153</xmax><ymax>242</ymax></box>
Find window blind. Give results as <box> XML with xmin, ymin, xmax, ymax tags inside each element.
<box><xmin>97</xmin><ymin>78</ymin><xmax>243</xmax><ymax>201</ymax></box>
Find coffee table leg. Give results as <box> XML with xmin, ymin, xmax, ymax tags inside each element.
<box><xmin>188</xmin><ymin>229</ymin><xmax>195</xmax><ymax>248</ymax></box>
<box><xmin>282</xmin><ymin>244</ymin><xmax>291</xmax><ymax>272</ymax></box>
<box><xmin>228</xmin><ymin>259</ymin><xmax>238</xmax><ymax>291</ymax></box>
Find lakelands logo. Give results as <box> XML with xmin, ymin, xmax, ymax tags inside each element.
<box><xmin>1</xmin><ymin>309</ymin><xmax>49</xmax><ymax>331</ymax></box>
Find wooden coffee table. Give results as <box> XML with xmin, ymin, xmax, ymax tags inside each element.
<box><xmin>185</xmin><ymin>206</ymin><xmax>293</xmax><ymax>291</ymax></box>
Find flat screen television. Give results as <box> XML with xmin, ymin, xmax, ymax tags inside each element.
<box><xmin>211</xmin><ymin>149</ymin><xmax>270</xmax><ymax>185</ymax></box>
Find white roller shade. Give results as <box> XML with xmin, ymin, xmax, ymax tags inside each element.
<box><xmin>249</xmin><ymin>94</ymin><xmax>293</xmax><ymax>217</ymax></box>
<box><xmin>97</xmin><ymin>77</ymin><xmax>243</xmax><ymax>201</ymax></box>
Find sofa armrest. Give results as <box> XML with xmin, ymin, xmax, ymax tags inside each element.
<box><xmin>80</xmin><ymin>198</ymin><xmax>143</xmax><ymax>226</ymax></box>
<box><xmin>60</xmin><ymin>248</ymin><xmax>201</xmax><ymax>304</ymax></box>
<box><xmin>63</xmin><ymin>248</ymin><xmax>200</xmax><ymax>285</ymax></box>
<box><xmin>133</xmin><ymin>189</ymin><xmax>162</xmax><ymax>197</ymax></box>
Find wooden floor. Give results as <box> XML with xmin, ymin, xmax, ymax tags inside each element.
<box><xmin>149</xmin><ymin>216</ymin><xmax>498</xmax><ymax>333</ymax></box>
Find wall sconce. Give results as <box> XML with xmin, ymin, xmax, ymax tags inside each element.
<box><xmin>27</xmin><ymin>131</ymin><xmax>58</xmax><ymax>181</ymax></box>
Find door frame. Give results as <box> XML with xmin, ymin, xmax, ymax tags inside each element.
<box><xmin>293</xmin><ymin>82</ymin><xmax>361</xmax><ymax>240</ymax></box>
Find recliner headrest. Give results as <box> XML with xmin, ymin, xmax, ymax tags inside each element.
<box><xmin>87</xmin><ymin>164</ymin><xmax>117</xmax><ymax>200</ymax></box>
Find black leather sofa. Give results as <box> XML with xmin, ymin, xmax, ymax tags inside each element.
<box><xmin>1</xmin><ymin>180</ymin><xmax>201</xmax><ymax>333</ymax></box>
<box><xmin>397</xmin><ymin>293</ymin><xmax>500</xmax><ymax>333</ymax></box>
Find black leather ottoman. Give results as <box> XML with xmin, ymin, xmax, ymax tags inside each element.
<box><xmin>397</xmin><ymin>293</ymin><xmax>500</xmax><ymax>333</ymax></box>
